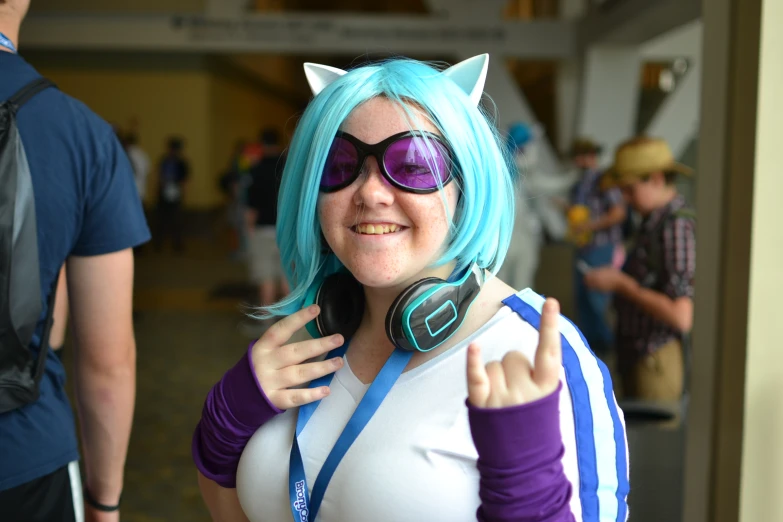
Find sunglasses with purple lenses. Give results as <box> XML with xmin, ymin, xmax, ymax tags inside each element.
<box><xmin>320</xmin><ymin>131</ymin><xmax>454</xmax><ymax>194</ymax></box>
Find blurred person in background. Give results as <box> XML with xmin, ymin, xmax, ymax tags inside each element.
<box><xmin>567</xmin><ymin>138</ymin><xmax>626</xmax><ymax>359</ymax></box>
<box><xmin>0</xmin><ymin>1</ymin><xmax>150</xmax><ymax>520</ymax></box>
<box><xmin>496</xmin><ymin>122</ymin><xmax>543</xmax><ymax>291</ymax></box>
<box><xmin>245</xmin><ymin>128</ymin><xmax>289</xmax><ymax>312</ymax></box>
<box><xmin>220</xmin><ymin>139</ymin><xmax>250</xmax><ymax>260</ymax></box>
<box><xmin>586</xmin><ymin>137</ymin><xmax>695</xmax><ymax>402</ymax></box>
<box><xmin>155</xmin><ymin>136</ymin><xmax>189</xmax><ymax>253</ymax></box>
<box><xmin>498</xmin><ymin>122</ymin><xmax>578</xmax><ymax>290</ymax></box>
<box><xmin>126</xmin><ymin>132</ymin><xmax>150</xmax><ymax>207</ymax></box>
<box><xmin>126</xmin><ymin>131</ymin><xmax>150</xmax><ymax>256</ymax></box>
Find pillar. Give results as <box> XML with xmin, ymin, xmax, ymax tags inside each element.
<box><xmin>575</xmin><ymin>46</ymin><xmax>641</xmax><ymax>167</ymax></box>
<box><xmin>737</xmin><ymin>0</ymin><xmax>783</xmax><ymax>519</ymax></box>
<box><xmin>683</xmin><ymin>0</ymin><xmax>783</xmax><ymax>521</ymax></box>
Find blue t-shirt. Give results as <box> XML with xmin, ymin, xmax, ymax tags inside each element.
<box><xmin>0</xmin><ymin>52</ymin><xmax>151</xmax><ymax>491</ymax></box>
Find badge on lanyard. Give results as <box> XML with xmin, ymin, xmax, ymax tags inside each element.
<box><xmin>288</xmin><ymin>344</ymin><xmax>412</xmax><ymax>522</ymax></box>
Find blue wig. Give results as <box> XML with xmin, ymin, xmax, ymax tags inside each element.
<box><xmin>261</xmin><ymin>58</ymin><xmax>516</xmax><ymax>318</ymax></box>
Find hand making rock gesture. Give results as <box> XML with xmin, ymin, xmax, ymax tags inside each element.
<box><xmin>467</xmin><ymin>298</ymin><xmax>562</xmax><ymax>408</ymax></box>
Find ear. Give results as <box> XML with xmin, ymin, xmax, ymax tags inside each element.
<box><xmin>442</xmin><ymin>54</ymin><xmax>489</xmax><ymax>106</ymax></box>
<box><xmin>303</xmin><ymin>63</ymin><xmax>348</xmax><ymax>96</ymax></box>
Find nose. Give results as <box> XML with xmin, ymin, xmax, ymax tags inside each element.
<box><xmin>353</xmin><ymin>156</ymin><xmax>394</xmax><ymax>207</ymax></box>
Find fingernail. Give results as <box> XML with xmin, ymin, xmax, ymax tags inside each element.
<box><xmin>310</xmin><ymin>304</ymin><xmax>320</xmax><ymax>315</ymax></box>
<box><xmin>332</xmin><ymin>357</ymin><xmax>343</xmax><ymax>367</ymax></box>
<box><xmin>332</xmin><ymin>334</ymin><xmax>343</xmax><ymax>345</ymax></box>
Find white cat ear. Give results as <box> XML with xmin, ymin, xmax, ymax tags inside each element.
<box><xmin>303</xmin><ymin>63</ymin><xmax>348</xmax><ymax>96</ymax></box>
<box><xmin>442</xmin><ymin>54</ymin><xmax>489</xmax><ymax>106</ymax></box>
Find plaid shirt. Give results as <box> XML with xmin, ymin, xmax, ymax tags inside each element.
<box><xmin>615</xmin><ymin>195</ymin><xmax>696</xmax><ymax>355</ymax></box>
<box><xmin>570</xmin><ymin>168</ymin><xmax>624</xmax><ymax>248</ymax></box>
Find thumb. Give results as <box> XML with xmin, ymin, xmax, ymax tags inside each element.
<box><xmin>533</xmin><ymin>298</ymin><xmax>563</xmax><ymax>394</ymax></box>
<box><xmin>466</xmin><ymin>343</ymin><xmax>490</xmax><ymax>407</ymax></box>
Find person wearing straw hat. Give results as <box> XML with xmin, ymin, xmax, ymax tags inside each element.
<box><xmin>567</xmin><ymin>137</ymin><xmax>627</xmax><ymax>360</ymax></box>
<box><xmin>585</xmin><ymin>136</ymin><xmax>695</xmax><ymax>401</ymax></box>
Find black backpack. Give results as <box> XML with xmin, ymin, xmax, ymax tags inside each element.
<box><xmin>0</xmin><ymin>78</ymin><xmax>59</xmax><ymax>414</ymax></box>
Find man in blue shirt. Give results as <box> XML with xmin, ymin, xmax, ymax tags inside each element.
<box><xmin>567</xmin><ymin>138</ymin><xmax>627</xmax><ymax>359</ymax></box>
<box><xmin>0</xmin><ymin>1</ymin><xmax>150</xmax><ymax>520</ymax></box>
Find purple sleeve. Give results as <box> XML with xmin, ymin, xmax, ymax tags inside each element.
<box><xmin>192</xmin><ymin>343</ymin><xmax>283</xmax><ymax>488</ymax></box>
<box><xmin>468</xmin><ymin>382</ymin><xmax>575</xmax><ymax>522</ymax></box>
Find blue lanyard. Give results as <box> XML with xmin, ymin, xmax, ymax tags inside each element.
<box><xmin>288</xmin><ymin>343</ymin><xmax>413</xmax><ymax>522</ymax></box>
<box><xmin>0</xmin><ymin>32</ymin><xmax>16</xmax><ymax>53</ymax></box>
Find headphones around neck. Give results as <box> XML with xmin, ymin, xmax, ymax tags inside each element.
<box><xmin>303</xmin><ymin>263</ymin><xmax>484</xmax><ymax>352</ymax></box>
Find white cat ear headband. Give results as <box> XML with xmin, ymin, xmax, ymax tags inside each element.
<box><xmin>302</xmin><ymin>54</ymin><xmax>489</xmax><ymax>106</ymax></box>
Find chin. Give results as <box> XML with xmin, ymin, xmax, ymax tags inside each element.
<box><xmin>337</xmin><ymin>256</ymin><xmax>423</xmax><ymax>290</ymax></box>
<box><xmin>348</xmin><ymin>265</ymin><xmax>411</xmax><ymax>289</ymax></box>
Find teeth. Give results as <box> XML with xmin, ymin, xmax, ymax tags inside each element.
<box><xmin>356</xmin><ymin>224</ymin><xmax>400</xmax><ymax>235</ymax></box>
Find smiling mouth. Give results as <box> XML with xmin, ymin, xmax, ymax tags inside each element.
<box><xmin>352</xmin><ymin>223</ymin><xmax>406</xmax><ymax>235</ymax></box>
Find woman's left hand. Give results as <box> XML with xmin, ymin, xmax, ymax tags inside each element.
<box><xmin>467</xmin><ymin>298</ymin><xmax>562</xmax><ymax>409</ymax></box>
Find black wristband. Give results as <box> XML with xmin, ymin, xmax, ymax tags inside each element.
<box><xmin>83</xmin><ymin>487</ymin><xmax>121</xmax><ymax>512</ymax></box>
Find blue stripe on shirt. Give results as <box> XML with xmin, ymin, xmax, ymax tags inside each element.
<box><xmin>503</xmin><ymin>290</ymin><xmax>630</xmax><ymax>521</ymax></box>
<box><xmin>561</xmin><ymin>313</ymin><xmax>630</xmax><ymax>522</ymax></box>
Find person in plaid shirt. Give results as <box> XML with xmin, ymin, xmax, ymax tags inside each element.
<box><xmin>585</xmin><ymin>137</ymin><xmax>695</xmax><ymax>401</ymax></box>
<box><xmin>567</xmin><ymin>138</ymin><xmax>627</xmax><ymax>358</ymax></box>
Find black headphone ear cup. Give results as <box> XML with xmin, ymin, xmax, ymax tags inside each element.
<box><xmin>385</xmin><ymin>277</ymin><xmax>443</xmax><ymax>352</ymax></box>
<box><xmin>317</xmin><ymin>272</ymin><xmax>365</xmax><ymax>339</ymax></box>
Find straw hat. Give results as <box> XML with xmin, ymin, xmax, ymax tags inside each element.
<box><xmin>570</xmin><ymin>137</ymin><xmax>603</xmax><ymax>157</ymax></box>
<box><xmin>602</xmin><ymin>136</ymin><xmax>693</xmax><ymax>188</ymax></box>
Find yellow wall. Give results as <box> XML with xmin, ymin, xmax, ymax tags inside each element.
<box><xmin>208</xmin><ymin>73</ymin><xmax>297</xmax><ymax>194</ymax></box>
<box><xmin>30</xmin><ymin>0</ymin><xmax>204</xmax><ymax>14</ymax></box>
<box><xmin>739</xmin><ymin>0</ymin><xmax>783</xmax><ymax>519</ymax></box>
<box><xmin>229</xmin><ymin>55</ymin><xmax>310</xmax><ymax>99</ymax></box>
<box><xmin>33</xmin><ymin>62</ymin><xmax>300</xmax><ymax>209</ymax></box>
<box><xmin>37</xmin><ymin>67</ymin><xmax>214</xmax><ymax>207</ymax></box>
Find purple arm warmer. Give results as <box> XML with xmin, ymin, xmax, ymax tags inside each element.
<box><xmin>192</xmin><ymin>343</ymin><xmax>283</xmax><ymax>488</ymax></box>
<box><xmin>468</xmin><ymin>382</ymin><xmax>576</xmax><ymax>522</ymax></box>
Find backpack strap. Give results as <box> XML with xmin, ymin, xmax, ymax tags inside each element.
<box><xmin>5</xmin><ymin>77</ymin><xmax>59</xmax><ymax>391</ymax></box>
<box><xmin>6</xmin><ymin>78</ymin><xmax>56</xmax><ymax>113</ymax></box>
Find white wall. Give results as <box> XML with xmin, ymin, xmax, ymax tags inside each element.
<box><xmin>739</xmin><ymin>0</ymin><xmax>783</xmax><ymax>519</ymax></box>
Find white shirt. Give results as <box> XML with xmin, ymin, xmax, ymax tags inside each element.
<box><xmin>127</xmin><ymin>145</ymin><xmax>150</xmax><ymax>201</ymax></box>
<box><xmin>236</xmin><ymin>289</ymin><xmax>628</xmax><ymax>521</ymax></box>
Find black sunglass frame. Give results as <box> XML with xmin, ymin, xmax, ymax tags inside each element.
<box><xmin>319</xmin><ymin>130</ymin><xmax>455</xmax><ymax>194</ymax></box>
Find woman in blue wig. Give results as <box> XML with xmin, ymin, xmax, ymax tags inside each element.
<box><xmin>193</xmin><ymin>54</ymin><xmax>629</xmax><ymax>522</ymax></box>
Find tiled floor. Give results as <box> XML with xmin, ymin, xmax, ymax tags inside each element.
<box><xmin>125</xmin><ymin>240</ymin><xmax>261</xmax><ymax>521</ymax></box>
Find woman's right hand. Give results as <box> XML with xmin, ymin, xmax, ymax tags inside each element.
<box><xmin>251</xmin><ymin>304</ymin><xmax>345</xmax><ymax>410</ymax></box>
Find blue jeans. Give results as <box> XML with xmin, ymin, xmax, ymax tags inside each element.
<box><xmin>574</xmin><ymin>243</ymin><xmax>616</xmax><ymax>357</ymax></box>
